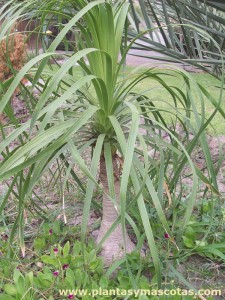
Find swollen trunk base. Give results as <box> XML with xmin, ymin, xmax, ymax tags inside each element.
<box><xmin>97</xmin><ymin>154</ymin><xmax>135</xmax><ymax>265</ymax></box>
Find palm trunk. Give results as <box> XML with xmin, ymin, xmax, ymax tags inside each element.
<box><xmin>97</xmin><ymin>153</ymin><xmax>135</xmax><ymax>265</ymax></box>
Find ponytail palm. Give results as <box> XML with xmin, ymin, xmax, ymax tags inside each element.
<box><xmin>0</xmin><ymin>0</ymin><xmax>223</xmax><ymax>286</ymax></box>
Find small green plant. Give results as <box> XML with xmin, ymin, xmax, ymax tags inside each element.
<box><xmin>174</xmin><ymin>197</ymin><xmax>225</xmax><ymax>262</ymax></box>
<box><xmin>0</xmin><ymin>221</ymin><xmax>152</xmax><ymax>300</ymax></box>
<box><xmin>1</xmin><ymin>218</ymin><xmax>224</xmax><ymax>299</ymax></box>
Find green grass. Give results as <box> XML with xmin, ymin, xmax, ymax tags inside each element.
<box><xmin>125</xmin><ymin>67</ymin><xmax>224</xmax><ymax>135</ymax></box>
<box><xmin>44</xmin><ymin>63</ymin><xmax>224</xmax><ymax>135</ymax></box>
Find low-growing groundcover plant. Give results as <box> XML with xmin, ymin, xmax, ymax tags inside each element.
<box><xmin>0</xmin><ymin>217</ymin><xmax>224</xmax><ymax>300</ymax></box>
<box><xmin>0</xmin><ymin>221</ymin><xmax>155</xmax><ymax>300</ymax></box>
<box><xmin>0</xmin><ymin>0</ymin><xmax>224</xmax><ymax>295</ymax></box>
